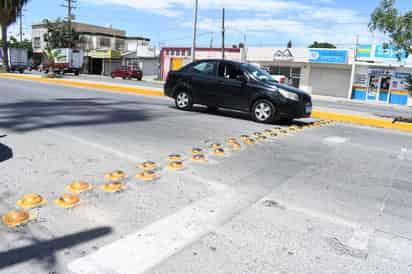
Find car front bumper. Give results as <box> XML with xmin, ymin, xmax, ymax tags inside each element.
<box><xmin>278</xmin><ymin>98</ymin><xmax>312</xmax><ymax>119</ymax></box>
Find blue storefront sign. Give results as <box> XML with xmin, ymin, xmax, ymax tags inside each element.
<box><xmin>356</xmin><ymin>44</ymin><xmax>408</xmax><ymax>62</ymax></box>
<box><xmin>394</xmin><ymin>72</ymin><xmax>411</xmax><ymax>80</ymax></box>
<box><xmin>309</xmin><ymin>49</ymin><xmax>348</xmax><ymax>64</ymax></box>
<box><xmin>374</xmin><ymin>45</ymin><xmax>406</xmax><ymax>60</ymax></box>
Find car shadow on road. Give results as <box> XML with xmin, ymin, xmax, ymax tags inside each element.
<box><xmin>0</xmin><ymin>97</ymin><xmax>170</xmax><ymax>133</ymax></box>
<box><xmin>169</xmin><ymin>105</ymin><xmax>312</xmax><ymax>126</ymax></box>
<box><xmin>0</xmin><ymin>226</ymin><xmax>112</xmax><ymax>271</ymax></box>
<box><xmin>0</xmin><ymin>142</ymin><xmax>13</xmax><ymax>163</ymax></box>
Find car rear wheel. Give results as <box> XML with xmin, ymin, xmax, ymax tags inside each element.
<box><xmin>175</xmin><ymin>91</ymin><xmax>193</xmax><ymax>110</ymax></box>
<box><xmin>251</xmin><ymin>100</ymin><xmax>276</xmax><ymax>123</ymax></box>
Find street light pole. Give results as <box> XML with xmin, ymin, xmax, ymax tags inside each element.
<box><xmin>191</xmin><ymin>0</ymin><xmax>198</xmax><ymax>62</ymax></box>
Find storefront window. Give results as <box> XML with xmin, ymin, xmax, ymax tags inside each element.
<box><xmin>268</xmin><ymin>66</ymin><xmax>301</xmax><ymax>88</ymax></box>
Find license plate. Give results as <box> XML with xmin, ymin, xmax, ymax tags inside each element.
<box><xmin>305</xmin><ymin>105</ymin><xmax>312</xmax><ymax>114</ymax></box>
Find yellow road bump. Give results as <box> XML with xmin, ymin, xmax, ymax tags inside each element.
<box><xmin>55</xmin><ymin>194</ymin><xmax>80</xmax><ymax>209</ymax></box>
<box><xmin>229</xmin><ymin>142</ymin><xmax>241</xmax><ymax>150</ymax></box>
<box><xmin>263</xmin><ymin>129</ymin><xmax>273</xmax><ymax>136</ymax></box>
<box><xmin>192</xmin><ymin>148</ymin><xmax>203</xmax><ymax>155</ymax></box>
<box><xmin>67</xmin><ymin>181</ymin><xmax>93</xmax><ymax>193</ymax></box>
<box><xmin>257</xmin><ymin>135</ymin><xmax>268</xmax><ymax>142</ymax></box>
<box><xmin>167</xmin><ymin>154</ymin><xmax>183</xmax><ymax>162</ymax></box>
<box><xmin>225</xmin><ymin>137</ymin><xmax>238</xmax><ymax>145</ymax></box>
<box><xmin>212</xmin><ymin>148</ymin><xmax>225</xmax><ymax>156</ymax></box>
<box><xmin>101</xmin><ymin>182</ymin><xmax>126</xmax><ymax>193</ymax></box>
<box><xmin>240</xmin><ymin>135</ymin><xmax>250</xmax><ymax>142</ymax></box>
<box><xmin>105</xmin><ymin>170</ymin><xmax>127</xmax><ymax>181</ymax></box>
<box><xmin>138</xmin><ymin>161</ymin><xmax>158</xmax><ymax>171</ymax></box>
<box><xmin>2</xmin><ymin>210</ymin><xmax>31</xmax><ymax>228</ymax></box>
<box><xmin>270</xmin><ymin>132</ymin><xmax>278</xmax><ymax>137</ymax></box>
<box><xmin>279</xmin><ymin>128</ymin><xmax>288</xmax><ymax>134</ymax></box>
<box><xmin>253</xmin><ymin>132</ymin><xmax>263</xmax><ymax>137</ymax></box>
<box><xmin>167</xmin><ymin>161</ymin><xmax>185</xmax><ymax>171</ymax></box>
<box><xmin>209</xmin><ymin>143</ymin><xmax>222</xmax><ymax>149</ymax></box>
<box><xmin>136</xmin><ymin>171</ymin><xmax>160</xmax><ymax>181</ymax></box>
<box><xmin>17</xmin><ymin>194</ymin><xmax>46</xmax><ymax>209</ymax></box>
<box><xmin>192</xmin><ymin>154</ymin><xmax>207</xmax><ymax>162</ymax></box>
<box><xmin>243</xmin><ymin>138</ymin><xmax>256</xmax><ymax>145</ymax></box>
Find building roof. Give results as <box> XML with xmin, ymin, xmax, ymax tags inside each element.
<box><xmin>32</xmin><ymin>21</ymin><xmax>150</xmax><ymax>41</ymax></box>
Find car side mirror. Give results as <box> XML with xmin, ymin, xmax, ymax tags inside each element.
<box><xmin>237</xmin><ymin>75</ymin><xmax>248</xmax><ymax>83</ymax></box>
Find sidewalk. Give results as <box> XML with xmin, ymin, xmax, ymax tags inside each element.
<box><xmin>1</xmin><ymin>72</ymin><xmax>411</xmax><ymax>133</ymax></box>
<box><xmin>312</xmin><ymin>94</ymin><xmax>411</xmax><ymax>110</ymax></box>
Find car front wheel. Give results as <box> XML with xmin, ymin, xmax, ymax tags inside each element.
<box><xmin>175</xmin><ymin>90</ymin><xmax>193</xmax><ymax>110</ymax></box>
<box><xmin>251</xmin><ymin>100</ymin><xmax>276</xmax><ymax>123</ymax></box>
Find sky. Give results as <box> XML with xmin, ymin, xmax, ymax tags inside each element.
<box><xmin>7</xmin><ymin>0</ymin><xmax>412</xmax><ymax>48</ymax></box>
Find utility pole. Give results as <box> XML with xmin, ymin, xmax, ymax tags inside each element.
<box><xmin>19</xmin><ymin>8</ymin><xmax>23</xmax><ymax>42</ymax></box>
<box><xmin>62</xmin><ymin>0</ymin><xmax>76</xmax><ymax>48</ymax></box>
<box><xmin>221</xmin><ymin>8</ymin><xmax>225</xmax><ymax>60</ymax></box>
<box><xmin>191</xmin><ymin>0</ymin><xmax>198</xmax><ymax>62</ymax></box>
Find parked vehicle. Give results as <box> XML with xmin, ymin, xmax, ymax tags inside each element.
<box><xmin>43</xmin><ymin>48</ymin><xmax>84</xmax><ymax>75</ymax></box>
<box><xmin>111</xmin><ymin>66</ymin><xmax>143</xmax><ymax>80</ymax></box>
<box><xmin>164</xmin><ymin>59</ymin><xmax>312</xmax><ymax>123</ymax></box>
<box><xmin>7</xmin><ymin>48</ymin><xmax>28</xmax><ymax>73</ymax></box>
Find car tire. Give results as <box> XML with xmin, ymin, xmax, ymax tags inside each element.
<box><xmin>175</xmin><ymin>90</ymin><xmax>193</xmax><ymax>111</ymax></box>
<box><xmin>251</xmin><ymin>99</ymin><xmax>276</xmax><ymax>124</ymax></box>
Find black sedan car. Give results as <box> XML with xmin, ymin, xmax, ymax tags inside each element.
<box><xmin>164</xmin><ymin>59</ymin><xmax>312</xmax><ymax>123</ymax></box>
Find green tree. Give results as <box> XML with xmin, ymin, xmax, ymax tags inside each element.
<box><xmin>308</xmin><ymin>41</ymin><xmax>336</xmax><ymax>48</ymax></box>
<box><xmin>0</xmin><ymin>0</ymin><xmax>30</xmax><ymax>71</ymax></box>
<box><xmin>43</xmin><ymin>18</ymin><xmax>82</xmax><ymax>50</ymax></box>
<box><xmin>369</xmin><ymin>0</ymin><xmax>412</xmax><ymax>58</ymax></box>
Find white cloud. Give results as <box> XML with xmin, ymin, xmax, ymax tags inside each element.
<box><xmin>84</xmin><ymin>0</ymin><xmax>376</xmax><ymax>45</ymax></box>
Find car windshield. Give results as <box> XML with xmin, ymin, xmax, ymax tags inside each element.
<box><xmin>242</xmin><ymin>64</ymin><xmax>277</xmax><ymax>82</ymax></box>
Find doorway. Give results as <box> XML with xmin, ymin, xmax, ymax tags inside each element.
<box><xmin>367</xmin><ymin>75</ymin><xmax>391</xmax><ymax>103</ymax></box>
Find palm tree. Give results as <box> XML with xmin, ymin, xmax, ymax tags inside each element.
<box><xmin>0</xmin><ymin>0</ymin><xmax>30</xmax><ymax>71</ymax></box>
<box><xmin>407</xmin><ymin>76</ymin><xmax>412</xmax><ymax>97</ymax></box>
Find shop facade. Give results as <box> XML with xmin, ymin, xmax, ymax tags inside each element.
<box><xmin>247</xmin><ymin>47</ymin><xmax>353</xmax><ymax>98</ymax></box>
<box><xmin>247</xmin><ymin>45</ymin><xmax>411</xmax><ymax>105</ymax></box>
<box><xmin>351</xmin><ymin>44</ymin><xmax>412</xmax><ymax>105</ymax></box>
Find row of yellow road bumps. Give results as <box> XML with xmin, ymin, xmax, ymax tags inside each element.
<box><xmin>1</xmin><ymin>120</ymin><xmax>335</xmax><ymax>228</ymax></box>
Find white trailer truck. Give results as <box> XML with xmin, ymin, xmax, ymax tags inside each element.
<box><xmin>43</xmin><ymin>48</ymin><xmax>84</xmax><ymax>75</ymax></box>
<box><xmin>7</xmin><ymin>48</ymin><xmax>28</xmax><ymax>73</ymax></box>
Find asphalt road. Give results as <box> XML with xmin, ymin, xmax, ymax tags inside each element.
<box><xmin>28</xmin><ymin>70</ymin><xmax>412</xmax><ymax>120</ymax></box>
<box><xmin>1</xmin><ymin>78</ymin><xmax>412</xmax><ymax>274</ymax></box>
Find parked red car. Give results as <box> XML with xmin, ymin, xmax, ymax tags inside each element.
<box><xmin>111</xmin><ymin>66</ymin><xmax>143</xmax><ymax>81</ymax></box>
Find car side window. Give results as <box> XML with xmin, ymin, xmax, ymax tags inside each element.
<box><xmin>192</xmin><ymin>61</ymin><xmax>217</xmax><ymax>76</ymax></box>
<box><xmin>218</xmin><ymin>63</ymin><xmax>244</xmax><ymax>80</ymax></box>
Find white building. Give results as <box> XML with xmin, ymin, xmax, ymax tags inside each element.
<box><xmin>31</xmin><ymin>21</ymin><xmax>157</xmax><ymax>76</ymax></box>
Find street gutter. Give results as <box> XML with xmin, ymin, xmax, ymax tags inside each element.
<box><xmin>1</xmin><ymin>73</ymin><xmax>411</xmax><ymax>133</ymax></box>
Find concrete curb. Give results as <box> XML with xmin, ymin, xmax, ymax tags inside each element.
<box><xmin>1</xmin><ymin>73</ymin><xmax>411</xmax><ymax>133</ymax></box>
<box><xmin>312</xmin><ymin>110</ymin><xmax>412</xmax><ymax>133</ymax></box>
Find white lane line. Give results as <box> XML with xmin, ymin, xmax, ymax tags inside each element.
<box><xmin>272</xmin><ymin>199</ymin><xmax>362</xmax><ymax>229</ymax></box>
<box><xmin>46</xmin><ymin>129</ymin><xmax>144</xmax><ymax>163</ymax></box>
<box><xmin>68</xmin><ymin>188</ymin><xmax>259</xmax><ymax>274</ymax></box>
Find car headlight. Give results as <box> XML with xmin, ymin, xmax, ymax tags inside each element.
<box><xmin>278</xmin><ymin>89</ymin><xmax>299</xmax><ymax>101</ymax></box>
